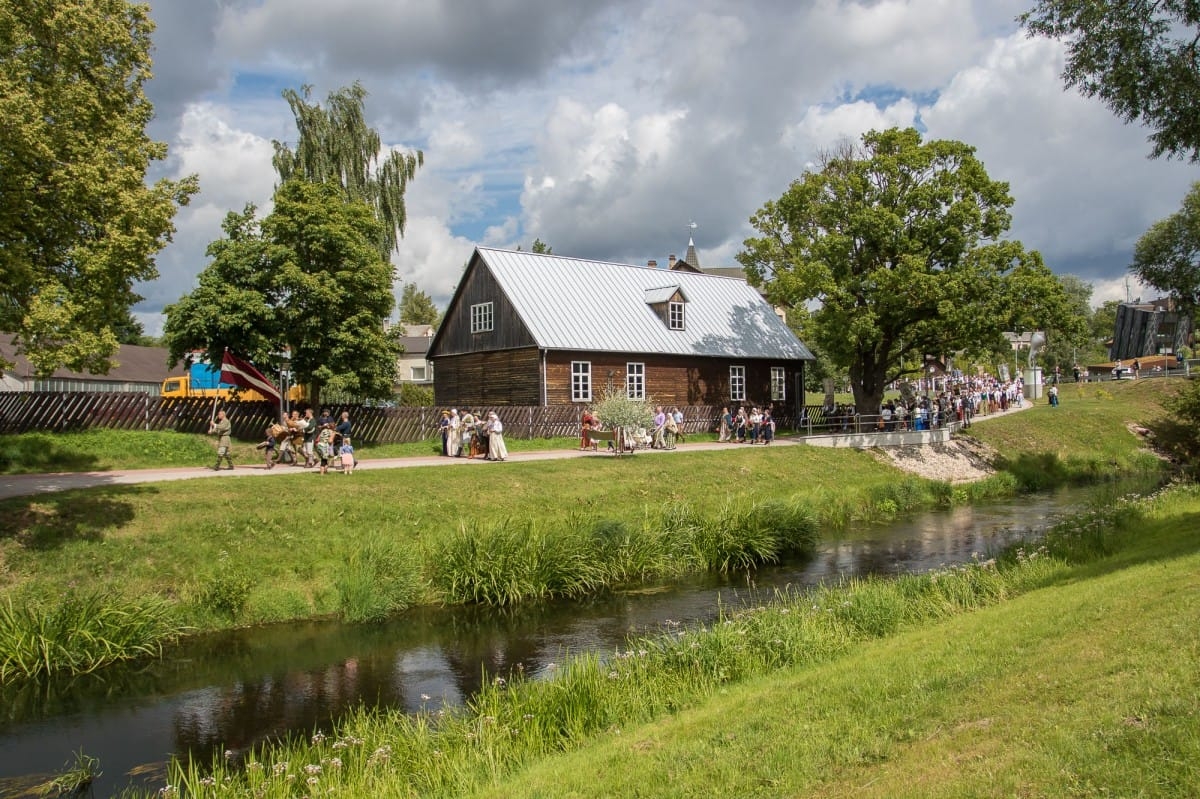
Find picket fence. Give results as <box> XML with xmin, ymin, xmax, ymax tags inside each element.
<box><xmin>0</xmin><ymin>392</ymin><xmax>817</xmax><ymax>444</ymax></box>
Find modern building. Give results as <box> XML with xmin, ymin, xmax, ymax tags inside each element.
<box><xmin>1109</xmin><ymin>298</ymin><xmax>1192</xmax><ymax>361</ymax></box>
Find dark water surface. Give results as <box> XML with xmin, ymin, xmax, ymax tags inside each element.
<box><xmin>0</xmin><ymin>483</ymin><xmax>1135</xmax><ymax>796</ymax></box>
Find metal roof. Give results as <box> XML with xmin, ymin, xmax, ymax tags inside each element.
<box><xmin>476</xmin><ymin>247</ymin><xmax>814</xmax><ymax>360</ymax></box>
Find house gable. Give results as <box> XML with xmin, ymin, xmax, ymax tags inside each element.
<box><xmin>427</xmin><ymin>252</ymin><xmax>537</xmax><ymax>358</ymax></box>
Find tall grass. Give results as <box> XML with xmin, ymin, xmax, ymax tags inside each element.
<box><xmin>334</xmin><ymin>535</ymin><xmax>424</xmax><ymax>622</ymax></box>
<box><xmin>431</xmin><ymin>498</ymin><xmax>819</xmax><ymax>606</ymax></box>
<box><xmin>0</xmin><ymin>589</ymin><xmax>184</xmax><ymax>682</ymax></box>
<box><xmin>150</xmin><ymin>483</ymin><xmax>1184</xmax><ymax>799</ymax></box>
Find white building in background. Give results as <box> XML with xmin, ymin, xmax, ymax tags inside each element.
<box><xmin>393</xmin><ymin>324</ymin><xmax>435</xmax><ymax>386</ymax></box>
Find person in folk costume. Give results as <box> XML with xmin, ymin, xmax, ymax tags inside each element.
<box><xmin>460</xmin><ymin>410</ymin><xmax>476</xmax><ymax>458</ymax></box>
<box><xmin>448</xmin><ymin>409</ymin><xmax>462</xmax><ymax>457</ymax></box>
<box><xmin>580</xmin><ymin>408</ymin><xmax>597</xmax><ymax>450</ymax></box>
<box><xmin>438</xmin><ymin>410</ymin><xmax>451</xmax><ymax>455</ymax></box>
<box><xmin>316</xmin><ymin>422</ymin><xmax>335</xmax><ymax>474</ymax></box>
<box><xmin>486</xmin><ymin>412</ymin><xmax>508</xmax><ymax>461</ymax></box>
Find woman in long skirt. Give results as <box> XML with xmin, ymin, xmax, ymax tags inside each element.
<box><xmin>486</xmin><ymin>412</ymin><xmax>508</xmax><ymax>461</ymax></box>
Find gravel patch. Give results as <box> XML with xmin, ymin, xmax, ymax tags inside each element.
<box><xmin>873</xmin><ymin>436</ymin><xmax>1000</xmax><ymax>483</ymax></box>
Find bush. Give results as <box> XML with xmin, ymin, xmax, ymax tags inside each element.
<box><xmin>197</xmin><ymin>555</ymin><xmax>257</xmax><ymax>620</ymax></box>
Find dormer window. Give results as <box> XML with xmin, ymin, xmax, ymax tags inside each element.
<box><xmin>645</xmin><ymin>285</ymin><xmax>688</xmax><ymax>331</ymax></box>
<box><xmin>668</xmin><ymin>301</ymin><xmax>685</xmax><ymax>330</ymax></box>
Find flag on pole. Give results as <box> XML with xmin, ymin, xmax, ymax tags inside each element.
<box><xmin>220</xmin><ymin>350</ymin><xmax>281</xmax><ymax>404</ymax></box>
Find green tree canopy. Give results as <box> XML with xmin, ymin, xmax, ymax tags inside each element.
<box><xmin>163</xmin><ymin>181</ymin><xmax>400</xmax><ymax>404</ymax></box>
<box><xmin>272</xmin><ymin>83</ymin><xmax>423</xmax><ymax>258</ymax></box>
<box><xmin>397</xmin><ymin>283</ymin><xmax>440</xmax><ymax>327</ymax></box>
<box><xmin>0</xmin><ymin>0</ymin><xmax>197</xmax><ymax>375</ymax></box>
<box><xmin>1021</xmin><ymin>0</ymin><xmax>1200</xmax><ymax>162</ymax></box>
<box><xmin>1132</xmin><ymin>181</ymin><xmax>1200</xmax><ymax>315</ymax></box>
<box><xmin>1038</xmin><ymin>274</ymin><xmax>1094</xmax><ymax>370</ymax></box>
<box><xmin>737</xmin><ymin>127</ymin><xmax>1072</xmax><ymax>412</ymax></box>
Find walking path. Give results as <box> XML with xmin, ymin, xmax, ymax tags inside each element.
<box><xmin>0</xmin><ymin>401</ymin><xmax>1032</xmax><ymax>501</ymax></box>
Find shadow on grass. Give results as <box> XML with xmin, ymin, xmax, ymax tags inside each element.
<box><xmin>0</xmin><ymin>435</ymin><xmax>102</xmax><ymax>474</ymax></box>
<box><xmin>3</xmin><ymin>488</ymin><xmax>146</xmax><ymax>550</ymax></box>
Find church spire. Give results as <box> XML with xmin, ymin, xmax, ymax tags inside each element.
<box><xmin>685</xmin><ymin>221</ymin><xmax>699</xmax><ymax>268</ymax></box>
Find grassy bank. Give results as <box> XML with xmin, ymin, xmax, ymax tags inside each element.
<box><xmin>148</xmin><ymin>481</ymin><xmax>1200</xmax><ymax>798</ymax></box>
<box><xmin>0</xmin><ymin>381</ymin><xmax>1177</xmax><ymax>680</ymax></box>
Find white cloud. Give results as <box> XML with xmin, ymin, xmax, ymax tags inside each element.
<box><xmin>131</xmin><ymin>0</ymin><xmax>1200</xmax><ymax>327</ymax></box>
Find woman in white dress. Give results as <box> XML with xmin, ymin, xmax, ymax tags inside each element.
<box><xmin>486</xmin><ymin>412</ymin><xmax>508</xmax><ymax>461</ymax></box>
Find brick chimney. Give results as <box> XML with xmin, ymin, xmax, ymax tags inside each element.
<box><xmin>668</xmin><ymin>254</ymin><xmax>677</xmax><ymax>268</ymax></box>
<box><xmin>647</xmin><ymin>259</ymin><xmax>658</xmax><ymax>268</ymax></box>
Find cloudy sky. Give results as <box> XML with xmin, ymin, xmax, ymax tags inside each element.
<box><xmin>136</xmin><ymin>0</ymin><xmax>1199</xmax><ymax>334</ymax></box>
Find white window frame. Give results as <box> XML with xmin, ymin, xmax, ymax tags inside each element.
<box><xmin>571</xmin><ymin>361</ymin><xmax>592</xmax><ymax>402</ymax></box>
<box><xmin>410</xmin><ymin>365</ymin><xmax>427</xmax><ymax>382</ymax></box>
<box><xmin>770</xmin><ymin>367</ymin><xmax>786</xmax><ymax>401</ymax></box>
<box><xmin>730</xmin><ymin>365</ymin><xmax>746</xmax><ymax>402</ymax></box>
<box><xmin>626</xmin><ymin>362</ymin><xmax>645</xmax><ymax>399</ymax></box>
<box><xmin>668</xmin><ymin>301</ymin><xmax>686</xmax><ymax>330</ymax></box>
<box><xmin>470</xmin><ymin>302</ymin><xmax>494</xmax><ymax>333</ymax></box>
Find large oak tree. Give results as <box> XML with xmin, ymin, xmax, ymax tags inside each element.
<box><xmin>0</xmin><ymin>0</ymin><xmax>196</xmax><ymax>375</ymax></box>
<box><xmin>738</xmin><ymin>128</ymin><xmax>1072</xmax><ymax>413</ymax></box>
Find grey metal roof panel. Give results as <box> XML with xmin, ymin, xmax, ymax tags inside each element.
<box><xmin>476</xmin><ymin>247</ymin><xmax>814</xmax><ymax>360</ymax></box>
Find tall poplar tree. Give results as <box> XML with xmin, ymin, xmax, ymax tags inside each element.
<box><xmin>271</xmin><ymin>83</ymin><xmax>423</xmax><ymax>257</ymax></box>
<box><xmin>0</xmin><ymin>0</ymin><xmax>197</xmax><ymax>375</ymax></box>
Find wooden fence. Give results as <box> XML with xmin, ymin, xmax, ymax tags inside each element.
<box><xmin>0</xmin><ymin>392</ymin><xmax>839</xmax><ymax>444</ymax></box>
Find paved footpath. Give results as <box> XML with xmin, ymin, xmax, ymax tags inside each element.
<box><xmin>0</xmin><ymin>400</ymin><xmax>1034</xmax><ymax>502</ymax></box>
<box><xmin>0</xmin><ymin>437</ymin><xmax>804</xmax><ymax>501</ymax></box>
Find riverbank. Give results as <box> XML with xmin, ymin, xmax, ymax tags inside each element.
<box><xmin>141</xmin><ymin>481</ymin><xmax>1200</xmax><ymax>799</ymax></box>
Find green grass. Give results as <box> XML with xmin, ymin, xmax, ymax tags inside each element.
<box><xmin>0</xmin><ymin>380</ymin><xmax>1176</xmax><ymax>675</ymax></box>
<box><xmin>142</xmin><ymin>482</ymin><xmax>1200</xmax><ymax>799</ymax></box>
<box><xmin>0</xmin><ymin>428</ymin><xmax>579</xmax><ymax>474</ymax></box>
<box><xmin>968</xmin><ymin>379</ymin><xmax>1178</xmax><ymax>488</ymax></box>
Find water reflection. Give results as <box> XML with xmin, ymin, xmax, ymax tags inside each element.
<box><xmin>0</xmin><ymin>483</ymin><xmax>1134</xmax><ymax>797</ymax></box>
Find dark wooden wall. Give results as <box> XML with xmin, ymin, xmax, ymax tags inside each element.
<box><xmin>432</xmin><ymin>348</ymin><xmax>543</xmax><ymax>407</ymax></box>
<box><xmin>428</xmin><ymin>258</ymin><xmax>536</xmax><ymax>357</ymax></box>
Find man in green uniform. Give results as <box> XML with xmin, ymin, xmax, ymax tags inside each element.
<box><xmin>208</xmin><ymin>409</ymin><xmax>234</xmax><ymax>470</ymax></box>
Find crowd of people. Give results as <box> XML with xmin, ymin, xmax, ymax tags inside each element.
<box><xmin>716</xmin><ymin>406</ymin><xmax>776</xmax><ymax>444</ymax></box>
<box><xmin>208</xmin><ymin>374</ymin><xmax>1037</xmax><ymax>470</ymax></box>
<box><xmin>437</xmin><ymin>409</ymin><xmax>508</xmax><ymax>461</ymax></box>
<box><xmin>871</xmin><ymin>377</ymin><xmax>1027</xmax><ymax>433</ymax></box>
<box><xmin>208</xmin><ymin>407</ymin><xmax>358</xmax><ymax>474</ymax></box>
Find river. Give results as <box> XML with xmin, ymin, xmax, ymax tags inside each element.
<box><xmin>0</xmin><ymin>482</ymin><xmax>1134</xmax><ymax>797</ymax></box>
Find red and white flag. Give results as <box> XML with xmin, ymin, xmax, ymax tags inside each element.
<box><xmin>220</xmin><ymin>351</ymin><xmax>281</xmax><ymax>404</ymax></box>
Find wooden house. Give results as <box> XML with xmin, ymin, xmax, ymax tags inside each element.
<box><xmin>427</xmin><ymin>248</ymin><xmax>815</xmax><ymax>408</ymax></box>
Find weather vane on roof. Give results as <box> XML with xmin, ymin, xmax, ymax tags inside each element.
<box><xmin>688</xmin><ymin>220</ymin><xmax>697</xmax><ymax>232</ymax></box>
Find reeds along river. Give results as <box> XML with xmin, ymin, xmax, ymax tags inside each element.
<box><xmin>0</xmin><ymin>479</ymin><xmax>1151</xmax><ymax>798</ymax></box>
